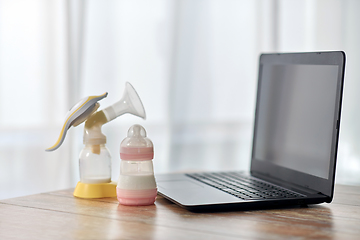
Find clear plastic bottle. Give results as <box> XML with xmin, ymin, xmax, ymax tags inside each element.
<box><xmin>79</xmin><ymin>144</ymin><xmax>111</xmax><ymax>184</ymax></box>
<box><xmin>79</xmin><ymin>125</ymin><xmax>112</xmax><ymax>184</ymax></box>
<box><xmin>117</xmin><ymin>124</ymin><xmax>157</xmax><ymax>205</ymax></box>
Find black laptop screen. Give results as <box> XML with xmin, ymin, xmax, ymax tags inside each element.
<box><xmin>253</xmin><ymin>64</ymin><xmax>339</xmax><ymax>179</ymax></box>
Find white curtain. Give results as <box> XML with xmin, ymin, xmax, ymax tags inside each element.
<box><xmin>0</xmin><ymin>0</ymin><xmax>359</xmax><ymax>200</ymax></box>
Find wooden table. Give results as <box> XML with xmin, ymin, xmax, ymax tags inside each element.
<box><xmin>1</xmin><ymin>184</ymin><xmax>360</xmax><ymax>239</ymax></box>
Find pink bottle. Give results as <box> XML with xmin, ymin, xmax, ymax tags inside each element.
<box><xmin>116</xmin><ymin>124</ymin><xmax>157</xmax><ymax>205</ymax></box>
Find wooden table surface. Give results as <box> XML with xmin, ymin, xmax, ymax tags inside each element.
<box><xmin>1</xmin><ymin>184</ymin><xmax>360</xmax><ymax>239</ymax></box>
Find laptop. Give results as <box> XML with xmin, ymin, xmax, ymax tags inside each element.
<box><xmin>156</xmin><ymin>51</ymin><xmax>346</xmax><ymax>211</ymax></box>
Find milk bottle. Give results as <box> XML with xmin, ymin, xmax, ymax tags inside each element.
<box><xmin>117</xmin><ymin>124</ymin><xmax>157</xmax><ymax>205</ymax></box>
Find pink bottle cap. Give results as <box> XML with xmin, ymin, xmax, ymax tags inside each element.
<box><xmin>120</xmin><ymin>124</ymin><xmax>154</xmax><ymax>161</ymax></box>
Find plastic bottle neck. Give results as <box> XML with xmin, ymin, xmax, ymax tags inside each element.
<box><xmin>83</xmin><ymin>110</ymin><xmax>108</xmax><ymax>145</ymax></box>
<box><xmin>84</xmin><ymin>112</ymin><xmax>108</xmax><ymax>154</ymax></box>
<box><xmin>85</xmin><ymin>144</ymin><xmax>105</xmax><ymax>147</ymax></box>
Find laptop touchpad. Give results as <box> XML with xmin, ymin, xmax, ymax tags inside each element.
<box><xmin>158</xmin><ymin>180</ymin><xmax>204</xmax><ymax>190</ymax></box>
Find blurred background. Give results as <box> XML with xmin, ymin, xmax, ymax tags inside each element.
<box><xmin>1</xmin><ymin>0</ymin><xmax>359</xmax><ymax>200</ymax></box>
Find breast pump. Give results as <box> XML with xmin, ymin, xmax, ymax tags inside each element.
<box><xmin>46</xmin><ymin>82</ymin><xmax>147</xmax><ymax>199</ymax></box>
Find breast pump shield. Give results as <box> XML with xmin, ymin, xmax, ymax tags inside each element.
<box><xmin>117</xmin><ymin>124</ymin><xmax>157</xmax><ymax>206</ymax></box>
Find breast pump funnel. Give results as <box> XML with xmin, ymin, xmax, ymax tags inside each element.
<box><xmin>102</xmin><ymin>82</ymin><xmax>146</xmax><ymax>122</ymax></box>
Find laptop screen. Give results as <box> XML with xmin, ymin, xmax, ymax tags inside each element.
<box><xmin>251</xmin><ymin>52</ymin><xmax>345</xmax><ymax>197</ymax></box>
<box><xmin>254</xmin><ymin>64</ymin><xmax>339</xmax><ymax>179</ymax></box>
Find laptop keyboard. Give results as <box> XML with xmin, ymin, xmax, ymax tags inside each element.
<box><xmin>186</xmin><ymin>172</ymin><xmax>306</xmax><ymax>200</ymax></box>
